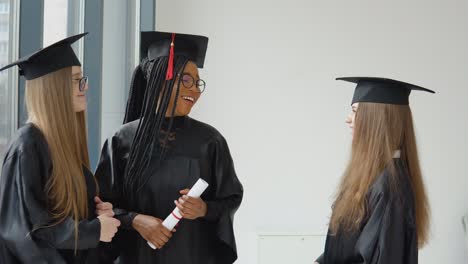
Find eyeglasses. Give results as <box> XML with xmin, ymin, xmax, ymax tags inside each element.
<box><xmin>73</xmin><ymin>76</ymin><xmax>88</xmax><ymax>92</ymax></box>
<box><xmin>177</xmin><ymin>73</ymin><xmax>205</xmax><ymax>93</ymax></box>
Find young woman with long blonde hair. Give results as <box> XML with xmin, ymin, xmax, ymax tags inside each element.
<box><xmin>316</xmin><ymin>77</ymin><xmax>433</xmax><ymax>264</ymax></box>
<box><xmin>0</xmin><ymin>33</ymin><xmax>120</xmax><ymax>264</ymax></box>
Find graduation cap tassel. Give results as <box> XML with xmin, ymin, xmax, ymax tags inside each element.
<box><xmin>165</xmin><ymin>33</ymin><xmax>176</xmax><ymax>80</ymax></box>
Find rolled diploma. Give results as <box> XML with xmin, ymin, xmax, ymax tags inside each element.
<box><xmin>148</xmin><ymin>178</ymin><xmax>209</xmax><ymax>249</ymax></box>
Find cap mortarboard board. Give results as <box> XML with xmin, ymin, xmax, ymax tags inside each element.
<box><xmin>336</xmin><ymin>77</ymin><xmax>435</xmax><ymax>105</ymax></box>
<box><xmin>0</xmin><ymin>33</ymin><xmax>87</xmax><ymax>80</ymax></box>
<box><xmin>140</xmin><ymin>31</ymin><xmax>208</xmax><ymax>80</ymax></box>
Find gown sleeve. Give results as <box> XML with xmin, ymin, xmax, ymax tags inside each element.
<box><xmin>315</xmin><ymin>253</ymin><xmax>324</xmax><ymax>263</ymax></box>
<box><xmin>0</xmin><ymin>148</ymin><xmax>100</xmax><ymax>263</ymax></box>
<box><xmin>355</xmin><ymin>187</ymin><xmax>417</xmax><ymax>264</ymax></box>
<box><xmin>203</xmin><ymin>135</ymin><xmax>244</xmax><ymax>263</ymax></box>
<box><xmin>94</xmin><ymin>132</ymin><xmax>141</xmax><ymax>263</ymax></box>
<box><xmin>95</xmin><ymin>135</ymin><xmax>137</xmax><ymax>229</ymax></box>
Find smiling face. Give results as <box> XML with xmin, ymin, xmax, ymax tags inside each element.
<box><xmin>165</xmin><ymin>61</ymin><xmax>202</xmax><ymax>117</ymax></box>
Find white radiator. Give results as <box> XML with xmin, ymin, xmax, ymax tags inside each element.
<box><xmin>258</xmin><ymin>233</ymin><xmax>326</xmax><ymax>264</ymax></box>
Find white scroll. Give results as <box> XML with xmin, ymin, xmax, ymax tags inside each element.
<box><xmin>148</xmin><ymin>178</ymin><xmax>209</xmax><ymax>249</ymax></box>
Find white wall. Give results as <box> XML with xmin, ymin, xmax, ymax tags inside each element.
<box><xmin>155</xmin><ymin>1</ymin><xmax>468</xmax><ymax>263</ymax></box>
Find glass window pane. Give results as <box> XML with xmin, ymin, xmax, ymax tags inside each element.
<box><xmin>43</xmin><ymin>0</ymin><xmax>68</xmax><ymax>46</ymax></box>
<box><xmin>0</xmin><ymin>0</ymin><xmax>10</xmax><ymax>156</ymax></box>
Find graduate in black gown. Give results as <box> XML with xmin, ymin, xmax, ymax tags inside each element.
<box><xmin>0</xmin><ymin>33</ymin><xmax>120</xmax><ymax>264</ymax></box>
<box><xmin>315</xmin><ymin>77</ymin><xmax>433</xmax><ymax>264</ymax></box>
<box><xmin>95</xmin><ymin>31</ymin><xmax>243</xmax><ymax>264</ymax></box>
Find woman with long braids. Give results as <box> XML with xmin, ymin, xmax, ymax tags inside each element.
<box><xmin>95</xmin><ymin>31</ymin><xmax>243</xmax><ymax>264</ymax></box>
<box><xmin>0</xmin><ymin>34</ymin><xmax>120</xmax><ymax>264</ymax></box>
<box><xmin>315</xmin><ymin>77</ymin><xmax>433</xmax><ymax>264</ymax></box>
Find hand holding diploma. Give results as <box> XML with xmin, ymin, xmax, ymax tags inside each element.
<box><xmin>174</xmin><ymin>189</ymin><xmax>208</xmax><ymax>220</ymax></box>
<box><xmin>147</xmin><ymin>179</ymin><xmax>209</xmax><ymax>249</ymax></box>
<box><xmin>133</xmin><ymin>214</ymin><xmax>175</xmax><ymax>249</ymax></box>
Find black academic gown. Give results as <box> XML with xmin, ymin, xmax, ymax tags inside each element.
<box><xmin>0</xmin><ymin>123</ymin><xmax>102</xmax><ymax>264</ymax></box>
<box><xmin>95</xmin><ymin>116</ymin><xmax>243</xmax><ymax>264</ymax></box>
<box><xmin>316</xmin><ymin>159</ymin><xmax>418</xmax><ymax>264</ymax></box>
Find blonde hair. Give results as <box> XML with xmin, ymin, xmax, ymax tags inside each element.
<box><xmin>330</xmin><ymin>103</ymin><xmax>430</xmax><ymax>248</ymax></box>
<box><xmin>25</xmin><ymin>67</ymin><xmax>91</xmax><ymax>250</ymax></box>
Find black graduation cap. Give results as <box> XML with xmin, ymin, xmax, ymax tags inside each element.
<box><xmin>0</xmin><ymin>33</ymin><xmax>87</xmax><ymax>80</ymax></box>
<box><xmin>140</xmin><ymin>31</ymin><xmax>208</xmax><ymax>80</ymax></box>
<box><xmin>336</xmin><ymin>77</ymin><xmax>435</xmax><ymax>105</ymax></box>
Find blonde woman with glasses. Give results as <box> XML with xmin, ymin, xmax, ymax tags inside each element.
<box><xmin>0</xmin><ymin>33</ymin><xmax>120</xmax><ymax>264</ymax></box>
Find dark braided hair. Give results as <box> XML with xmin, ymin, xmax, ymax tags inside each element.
<box><xmin>123</xmin><ymin>63</ymin><xmax>147</xmax><ymax>124</ymax></box>
<box><xmin>122</xmin><ymin>55</ymin><xmax>189</xmax><ymax>206</ymax></box>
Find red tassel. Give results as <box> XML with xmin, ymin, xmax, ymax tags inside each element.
<box><xmin>166</xmin><ymin>33</ymin><xmax>176</xmax><ymax>80</ymax></box>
